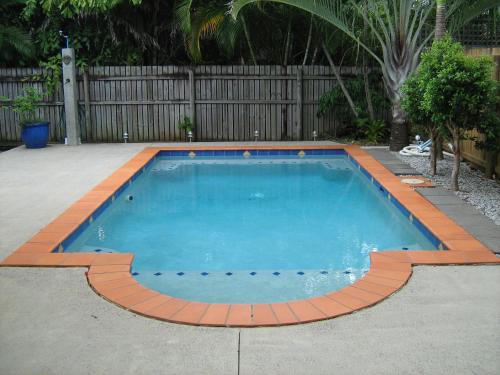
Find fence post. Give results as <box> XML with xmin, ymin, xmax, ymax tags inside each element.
<box><xmin>61</xmin><ymin>48</ymin><xmax>80</xmax><ymax>145</ymax></box>
<box><xmin>83</xmin><ymin>67</ymin><xmax>92</xmax><ymax>141</ymax></box>
<box><xmin>188</xmin><ymin>69</ymin><xmax>196</xmax><ymax>140</ymax></box>
<box><xmin>296</xmin><ymin>67</ymin><xmax>303</xmax><ymax>140</ymax></box>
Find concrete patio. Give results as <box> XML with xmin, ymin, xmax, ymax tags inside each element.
<box><xmin>1</xmin><ymin>143</ymin><xmax>499</xmax><ymax>375</ymax></box>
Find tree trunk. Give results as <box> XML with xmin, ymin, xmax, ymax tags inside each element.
<box><xmin>311</xmin><ymin>46</ymin><xmax>318</xmax><ymax>65</ymax></box>
<box><xmin>436</xmin><ymin>136</ymin><xmax>444</xmax><ymax>160</ymax></box>
<box><xmin>241</xmin><ymin>15</ymin><xmax>257</xmax><ymax>66</ymax></box>
<box><xmin>363</xmin><ymin>54</ymin><xmax>374</xmax><ymax>122</ymax></box>
<box><xmin>362</xmin><ymin>0</ymin><xmax>374</xmax><ymax>121</ymax></box>
<box><xmin>389</xmin><ymin>99</ymin><xmax>408</xmax><ymax>151</ymax></box>
<box><xmin>302</xmin><ymin>14</ymin><xmax>314</xmax><ymax>66</ymax></box>
<box><xmin>430</xmin><ymin>130</ymin><xmax>438</xmax><ymax>176</ymax></box>
<box><xmin>451</xmin><ymin>127</ymin><xmax>461</xmax><ymax>191</ymax></box>
<box><xmin>283</xmin><ymin>18</ymin><xmax>292</xmax><ymax>66</ymax></box>
<box><xmin>322</xmin><ymin>42</ymin><xmax>358</xmax><ymax>118</ymax></box>
<box><xmin>435</xmin><ymin>1</ymin><xmax>446</xmax><ymax>41</ymax></box>
<box><xmin>484</xmin><ymin>151</ymin><xmax>497</xmax><ymax>179</ymax></box>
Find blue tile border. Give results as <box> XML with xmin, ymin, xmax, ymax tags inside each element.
<box><xmin>347</xmin><ymin>155</ymin><xmax>442</xmax><ymax>250</ymax></box>
<box><xmin>157</xmin><ymin>149</ymin><xmax>347</xmax><ymax>159</ymax></box>
<box><xmin>62</xmin><ymin>147</ymin><xmax>441</xmax><ymax>254</ymax></box>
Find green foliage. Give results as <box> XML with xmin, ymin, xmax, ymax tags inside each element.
<box><xmin>317</xmin><ymin>73</ymin><xmax>389</xmax><ymax>142</ymax></box>
<box><xmin>356</xmin><ymin>118</ymin><xmax>387</xmax><ymax>144</ymax></box>
<box><xmin>0</xmin><ymin>86</ymin><xmax>43</xmax><ymax>126</ymax></box>
<box><xmin>178</xmin><ymin>116</ymin><xmax>194</xmax><ymax>132</ymax></box>
<box><xmin>405</xmin><ymin>37</ymin><xmax>496</xmax><ymax>137</ymax></box>
<box><xmin>34</xmin><ymin>55</ymin><xmax>62</xmax><ymax>96</ymax></box>
<box><xmin>318</xmin><ymin>73</ymin><xmax>388</xmax><ymax>120</ymax></box>
<box><xmin>0</xmin><ymin>0</ymin><xmax>34</xmax><ymax>65</ymax></box>
<box><xmin>473</xmin><ymin>82</ymin><xmax>500</xmax><ymax>154</ymax></box>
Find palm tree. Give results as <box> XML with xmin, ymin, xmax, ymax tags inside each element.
<box><xmin>435</xmin><ymin>0</ymin><xmax>446</xmax><ymax>40</ymax></box>
<box><xmin>175</xmin><ymin>0</ymin><xmax>258</xmax><ymax>64</ymax></box>
<box><xmin>230</xmin><ymin>0</ymin><xmax>499</xmax><ymax>151</ymax></box>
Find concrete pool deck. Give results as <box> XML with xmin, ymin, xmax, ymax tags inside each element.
<box><xmin>1</xmin><ymin>142</ymin><xmax>499</xmax><ymax>374</ymax></box>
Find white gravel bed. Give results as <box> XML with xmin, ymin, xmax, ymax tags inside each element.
<box><xmin>396</xmin><ymin>152</ymin><xmax>500</xmax><ymax>225</ymax></box>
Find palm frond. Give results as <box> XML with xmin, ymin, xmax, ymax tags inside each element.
<box><xmin>447</xmin><ymin>0</ymin><xmax>500</xmax><ymax>34</ymax></box>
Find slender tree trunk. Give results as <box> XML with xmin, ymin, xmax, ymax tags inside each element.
<box><xmin>302</xmin><ymin>14</ymin><xmax>314</xmax><ymax>66</ymax></box>
<box><xmin>283</xmin><ymin>18</ymin><xmax>292</xmax><ymax>66</ymax></box>
<box><xmin>363</xmin><ymin>54</ymin><xmax>374</xmax><ymax>122</ymax></box>
<box><xmin>389</xmin><ymin>99</ymin><xmax>409</xmax><ymax>151</ymax></box>
<box><xmin>311</xmin><ymin>46</ymin><xmax>318</xmax><ymax>65</ymax></box>
<box><xmin>435</xmin><ymin>0</ymin><xmax>446</xmax><ymax>40</ymax></box>
<box><xmin>362</xmin><ymin>0</ymin><xmax>374</xmax><ymax>121</ymax></box>
<box><xmin>429</xmin><ymin>129</ymin><xmax>438</xmax><ymax>176</ymax></box>
<box><xmin>322</xmin><ymin>42</ymin><xmax>358</xmax><ymax>118</ymax></box>
<box><xmin>484</xmin><ymin>151</ymin><xmax>497</xmax><ymax>179</ymax></box>
<box><xmin>241</xmin><ymin>15</ymin><xmax>257</xmax><ymax>66</ymax></box>
<box><xmin>436</xmin><ymin>136</ymin><xmax>444</xmax><ymax>160</ymax></box>
<box><xmin>451</xmin><ymin>127</ymin><xmax>461</xmax><ymax>191</ymax></box>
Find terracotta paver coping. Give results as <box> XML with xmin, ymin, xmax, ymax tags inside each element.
<box><xmin>1</xmin><ymin>145</ymin><xmax>499</xmax><ymax>327</ymax></box>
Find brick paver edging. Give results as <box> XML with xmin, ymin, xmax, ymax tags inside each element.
<box><xmin>1</xmin><ymin>145</ymin><xmax>499</xmax><ymax>327</ymax></box>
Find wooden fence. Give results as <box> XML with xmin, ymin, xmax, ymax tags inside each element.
<box><xmin>0</xmin><ymin>65</ymin><xmax>373</xmax><ymax>143</ymax></box>
<box><xmin>462</xmin><ymin>48</ymin><xmax>500</xmax><ymax>177</ymax></box>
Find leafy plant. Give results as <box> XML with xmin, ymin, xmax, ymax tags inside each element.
<box><xmin>35</xmin><ymin>55</ymin><xmax>62</xmax><ymax>96</ymax></box>
<box><xmin>231</xmin><ymin>0</ymin><xmax>500</xmax><ymax>151</ymax></box>
<box><xmin>356</xmin><ymin>118</ymin><xmax>387</xmax><ymax>144</ymax></box>
<box><xmin>317</xmin><ymin>72</ymin><xmax>390</xmax><ymax>140</ymax></box>
<box><xmin>473</xmin><ymin>82</ymin><xmax>500</xmax><ymax>178</ymax></box>
<box><xmin>0</xmin><ymin>0</ymin><xmax>34</xmax><ymax>65</ymax></box>
<box><xmin>0</xmin><ymin>86</ymin><xmax>43</xmax><ymax>126</ymax></box>
<box><xmin>402</xmin><ymin>36</ymin><xmax>497</xmax><ymax>191</ymax></box>
<box><xmin>178</xmin><ymin>116</ymin><xmax>194</xmax><ymax>132</ymax></box>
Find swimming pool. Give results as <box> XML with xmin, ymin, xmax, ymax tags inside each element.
<box><xmin>3</xmin><ymin>145</ymin><xmax>497</xmax><ymax>326</ymax></box>
<box><xmin>65</xmin><ymin>150</ymin><xmax>436</xmax><ymax>303</ymax></box>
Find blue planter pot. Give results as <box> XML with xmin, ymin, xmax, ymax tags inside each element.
<box><xmin>21</xmin><ymin>122</ymin><xmax>50</xmax><ymax>149</ymax></box>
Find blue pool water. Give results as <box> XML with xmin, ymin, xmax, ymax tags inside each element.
<box><xmin>67</xmin><ymin>154</ymin><xmax>436</xmax><ymax>303</ymax></box>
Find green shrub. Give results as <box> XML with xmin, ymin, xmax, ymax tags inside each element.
<box><xmin>0</xmin><ymin>86</ymin><xmax>43</xmax><ymax>127</ymax></box>
<box><xmin>402</xmin><ymin>36</ymin><xmax>497</xmax><ymax>190</ymax></box>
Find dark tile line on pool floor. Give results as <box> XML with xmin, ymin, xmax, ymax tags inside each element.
<box><xmin>1</xmin><ymin>144</ymin><xmax>499</xmax><ymax>327</ymax></box>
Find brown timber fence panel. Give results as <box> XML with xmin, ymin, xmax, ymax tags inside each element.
<box><xmin>0</xmin><ymin>65</ymin><xmax>366</xmax><ymax>143</ymax></box>
<box><xmin>0</xmin><ymin>67</ymin><xmax>64</xmax><ymax>142</ymax></box>
<box><xmin>461</xmin><ymin>48</ymin><xmax>500</xmax><ymax>177</ymax></box>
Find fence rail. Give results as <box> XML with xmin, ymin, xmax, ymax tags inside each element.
<box><xmin>0</xmin><ymin>65</ymin><xmax>373</xmax><ymax>143</ymax></box>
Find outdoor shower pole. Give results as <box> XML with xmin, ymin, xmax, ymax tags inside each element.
<box><xmin>62</xmin><ymin>48</ymin><xmax>80</xmax><ymax>146</ymax></box>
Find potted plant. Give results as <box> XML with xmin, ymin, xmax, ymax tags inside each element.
<box><xmin>2</xmin><ymin>86</ymin><xmax>50</xmax><ymax>148</ymax></box>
